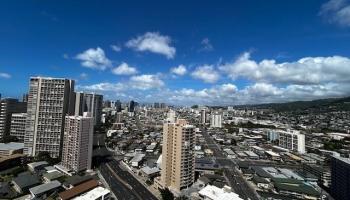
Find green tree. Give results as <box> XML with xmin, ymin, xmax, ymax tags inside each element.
<box><xmin>159</xmin><ymin>188</ymin><xmax>174</xmax><ymax>200</ymax></box>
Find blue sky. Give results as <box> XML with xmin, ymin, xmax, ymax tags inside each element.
<box><xmin>1</xmin><ymin>0</ymin><xmax>350</xmax><ymax>105</ymax></box>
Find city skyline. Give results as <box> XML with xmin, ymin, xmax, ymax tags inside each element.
<box><xmin>1</xmin><ymin>0</ymin><xmax>350</xmax><ymax>105</ymax></box>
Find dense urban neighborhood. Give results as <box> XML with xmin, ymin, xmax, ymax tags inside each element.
<box><xmin>0</xmin><ymin>77</ymin><xmax>349</xmax><ymax>200</ymax></box>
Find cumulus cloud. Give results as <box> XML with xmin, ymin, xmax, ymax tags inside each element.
<box><xmin>199</xmin><ymin>38</ymin><xmax>213</xmax><ymax>51</ymax></box>
<box><xmin>112</xmin><ymin>62</ymin><xmax>138</xmax><ymax>75</ymax></box>
<box><xmin>78</xmin><ymin>82</ymin><xmax>125</xmax><ymax>92</ymax></box>
<box><xmin>219</xmin><ymin>52</ymin><xmax>350</xmax><ymax>85</ymax></box>
<box><xmin>79</xmin><ymin>73</ymin><xmax>88</xmax><ymax>80</ymax></box>
<box><xmin>126</xmin><ymin>32</ymin><xmax>176</xmax><ymax>59</ymax></box>
<box><xmin>166</xmin><ymin>81</ymin><xmax>350</xmax><ymax>105</ymax></box>
<box><xmin>130</xmin><ymin>74</ymin><xmax>164</xmax><ymax>90</ymax></box>
<box><xmin>0</xmin><ymin>73</ymin><xmax>11</xmax><ymax>79</ymax></box>
<box><xmin>191</xmin><ymin>65</ymin><xmax>220</xmax><ymax>83</ymax></box>
<box><xmin>320</xmin><ymin>0</ymin><xmax>350</xmax><ymax>27</ymax></box>
<box><xmin>110</xmin><ymin>45</ymin><xmax>122</xmax><ymax>52</ymax></box>
<box><xmin>75</xmin><ymin>47</ymin><xmax>112</xmax><ymax>70</ymax></box>
<box><xmin>170</xmin><ymin>64</ymin><xmax>187</xmax><ymax>76</ymax></box>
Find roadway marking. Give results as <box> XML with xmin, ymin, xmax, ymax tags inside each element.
<box><xmin>105</xmin><ymin>163</ymin><xmax>144</xmax><ymax>200</ymax></box>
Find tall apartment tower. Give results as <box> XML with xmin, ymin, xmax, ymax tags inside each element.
<box><xmin>200</xmin><ymin>109</ymin><xmax>206</xmax><ymax>124</ymax></box>
<box><xmin>24</xmin><ymin>77</ymin><xmax>75</xmax><ymax>158</ymax></box>
<box><xmin>331</xmin><ymin>156</ymin><xmax>350</xmax><ymax>200</ymax></box>
<box><xmin>10</xmin><ymin>113</ymin><xmax>27</xmax><ymax>142</ymax></box>
<box><xmin>161</xmin><ymin>119</ymin><xmax>196</xmax><ymax>193</ymax></box>
<box><xmin>74</xmin><ymin>92</ymin><xmax>103</xmax><ymax>126</ymax></box>
<box><xmin>61</xmin><ymin>114</ymin><xmax>93</xmax><ymax>172</ymax></box>
<box><xmin>0</xmin><ymin>98</ymin><xmax>27</xmax><ymax>139</ymax></box>
<box><xmin>210</xmin><ymin>112</ymin><xmax>222</xmax><ymax>128</ymax></box>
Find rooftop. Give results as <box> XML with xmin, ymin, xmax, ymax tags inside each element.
<box><xmin>0</xmin><ymin>142</ymin><xmax>24</xmax><ymax>151</ymax></box>
<box><xmin>29</xmin><ymin>180</ymin><xmax>61</xmax><ymax>196</ymax></box>
<box><xmin>199</xmin><ymin>185</ymin><xmax>243</xmax><ymax>200</ymax></box>
<box><xmin>72</xmin><ymin>186</ymin><xmax>110</xmax><ymax>200</ymax></box>
<box><xmin>59</xmin><ymin>179</ymin><xmax>99</xmax><ymax>200</ymax></box>
<box><xmin>12</xmin><ymin>174</ymin><xmax>41</xmax><ymax>189</ymax></box>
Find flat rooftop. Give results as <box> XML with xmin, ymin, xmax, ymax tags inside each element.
<box><xmin>0</xmin><ymin>142</ymin><xmax>24</xmax><ymax>151</ymax></box>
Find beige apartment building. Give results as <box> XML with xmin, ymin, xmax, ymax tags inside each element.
<box><xmin>161</xmin><ymin>119</ymin><xmax>196</xmax><ymax>193</ymax></box>
<box><xmin>24</xmin><ymin>77</ymin><xmax>75</xmax><ymax>158</ymax></box>
<box><xmin>61</xmin><ymin>114</ymin><xmax>93</xmax><ymax>172</ymax></box>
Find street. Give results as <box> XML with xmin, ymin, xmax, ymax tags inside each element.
<box><xmin>99</xmin><ymin>159</ymin><xmax>158</xmax><ymax>200</ymax></box>
<box><xmin>201</xmin><ymin>129</ymin><xmax>259</xmax><ymax>200</ymax></box>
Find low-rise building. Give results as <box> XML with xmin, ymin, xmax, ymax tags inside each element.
<box><xmin>198</xmin><ymin>185</ymin><xmax>243</xmax><ymax>200</ymax></box>
<box><xmin>29</xmin><ymin>180</ymin><xmax>62</xmax><ymax>199</ymax></box>
<box><xmin>0</xmin><ymin>142</ymin><xmax>24</xmax><ymax>157</ymax></box>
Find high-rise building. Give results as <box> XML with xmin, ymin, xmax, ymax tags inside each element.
<box><xmin>10</xmin><ymin>113</ymin><xmax>27</xmax><ymax>141</ymax></box>
<box><xmin>129</xmin><ymin>100</ymin><xmax>135</xmax><ymax>112</ymax></box>
<box><xmin>161</xmin><ymin>119</ymin><xmax>196</xmax><ymax>193</ymax></box>
<box><xmin>22</xmin><ymin>93</ymin><xmax>29</xmax><ymax>102</ymax></box>
<box><xmin>115</xmin><ymin>100</ymin><xmax>122</xmax><ymax>112</ymax></box>
<box><xmin>160</xmin><ymin>103</ymin><xmax>166</xmax><ymax>109</ymax></box>
<box><xmin>210</xmin><ymin>112</ymin><xmax>222</xmax><ymax>128</ymax></box>
<box><xmin>0</xmin><ymin>98</ymin><xmax>27</xmax><ymax>139</ymax></box>
<box><xmin>331</xmin><ymin>156</ymin><xmax>350</xmax><ymax>200</ymax></box>
<box><xmin>278</xmin><ymin>130</ymin><xmax>305</xmax><ymax>154</ymax></box>
<box><xmin>166</xmin><ymin>109</ymin><xmax>176</xmax><ymax>123</ymax></box>
<box><xmin>200</xmin><ymin>109</ymin><xmax>206</xmax><ymax>124</ymax></box>
<box><xmin>74</xmin><ymin>92</ymin><xmax>103</xmax><ymax>126</ymax></box>
<box><xmin>61</xmin><ymin>114</ymin><xmax>93</xmax><ymax>172</ymax></box>
<box><xmin>24</xmin><ymin>77</ymin><xmax>75</xmax><ymax>158</ymax></box>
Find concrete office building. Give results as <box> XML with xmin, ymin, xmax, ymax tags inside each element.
<box><xmin>331</xmin><ymin>156</ymin><xmax>350</xmax><ymax>200</ymax></box>
<box><xmin>10</xmin><ymin>113</ymin><xmax>27</xmax><ymax>141</ymax></box>
<box><xmin>74</xmin><ymin>92</ymin><xmax>103</xmax><ymax>126</ymax></box>
<box><xmin>278</xmin><ymin>130</ymin><xmax>305</xmax><ymax>154</ymax></box>
<box><xmin>0</xmin><ymin>98</ymin><xmax>27</xmax><ymax>139</ymax></box>
<box><xmin>128</xmin><ymin>100</ymin><xmax>135</xmax><ymax>113</ymax></box>
<box><xmin>61</xmin><ymin>114</ymin><xmax>93</xmax><ymax>172</ymax></box>
<box><xmin>161</xmin><ymin>119</ymin><xmax>196</xmax><ymax>193</ymax></box>
<box><xmin>200</xmin><ymin>109</ymin><xmax>206</xmax><ymax>124</ymax></box>
<box><xmin>24</xmin><ymin>77</ymin><xmax>75</xmax><ymax>158</ymax></box>
<box><xmin>210</xmin><ymin>112</ymin><xmax>222</xmax><ymax>128</ymax></box>
<box><xmin>115</xmin><ymin>100</ymin><xmax>122</xmax><ymax>112</ymax></box>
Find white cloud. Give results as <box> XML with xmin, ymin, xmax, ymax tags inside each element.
<box><xmin>112</xmin><ymin>62</ymin><xmax>138</xmax><ymax>75</ymax></box>
<box><xmin>191</xmin><ymin>65</ymin><xmax>220</xmax><ymax>83</ymax></box>
<box><xmin>219</xmin><ymin>52</ymin><xmax>350</xmax><ymax>85</ymax></box>
<box><xmin>170</xmin><ymin>64</ymin><xmax>187</xmax><ymax>76</ymax></box>
<box><xmin>126</xmin><ymin>32</ymin><xmax>176</xmax><ymax>59</ymax></box>
<box><xmin>110</xmin><ymin>45</ymin><xmax>122</xmax><ymax>52</ymax></box>
<box><xmin>320</xmin><ymin>0</ymin><xmax>350</xmax><ymax>27</ymax></box>
<box><xmin>78</xmin><ymin>82</ymin><xmax>125</xmax><ymax>92</ymax></box>
<box><xmin>79</xmin><ymin>73</ymin><xmax>88</xmax><ymax>80</ymax></box>
<box><xmin>75</xmin><ymin>47</ymin><xmax>112</xmax><ymax>70</ymax></box>
<box><xmin>199</xmin><ymin>38</ymin><xmax>213</xmax><ymax>51</ymax></box>
<box><xmin>63</xmin><ymin>53</ymin><xmax>69</xmax><ymax>59</ymax></box>
<box><xmin>130</xmin><ymin>74</ymin><xmax>164</xmax><ymax>90</ymax></box>
<box><xmin>0</xmin><ymin>73</ymin><xmax>11</xmax><ymax>79</ymax></box>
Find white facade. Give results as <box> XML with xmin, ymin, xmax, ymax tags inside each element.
<box><xmin>61</xmin><ymin>114</ymin><xmax>93</xmax><ymax>172</ymax></box>
<box><xmin>278</xmin><ymin>130</ymin><xmax>305</xmax><ymax>154</ymax></box>
<box><xmin>166</xmin><ymin>109</ymin><xmax>176</xmax><ymax>123</ymax></box>
<box><xmin>199</xmin><ymin>185</ymin><xmax>243</xmax><ymax>200</ymax></box>
<box><xmin>210</xmin><ymin>113</ymin><xmax>222</xmax><ymax>128</ymax></box>
<box><xmin>24</xmin><ymin>77</ymin><xmax>75</xmax><ymax>158</ymax></box>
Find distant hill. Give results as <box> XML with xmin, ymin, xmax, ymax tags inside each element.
<box><xmin>242</xmin><ymin>96</ymin><xmax>350</xmax><ymax>112</ymax></box>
